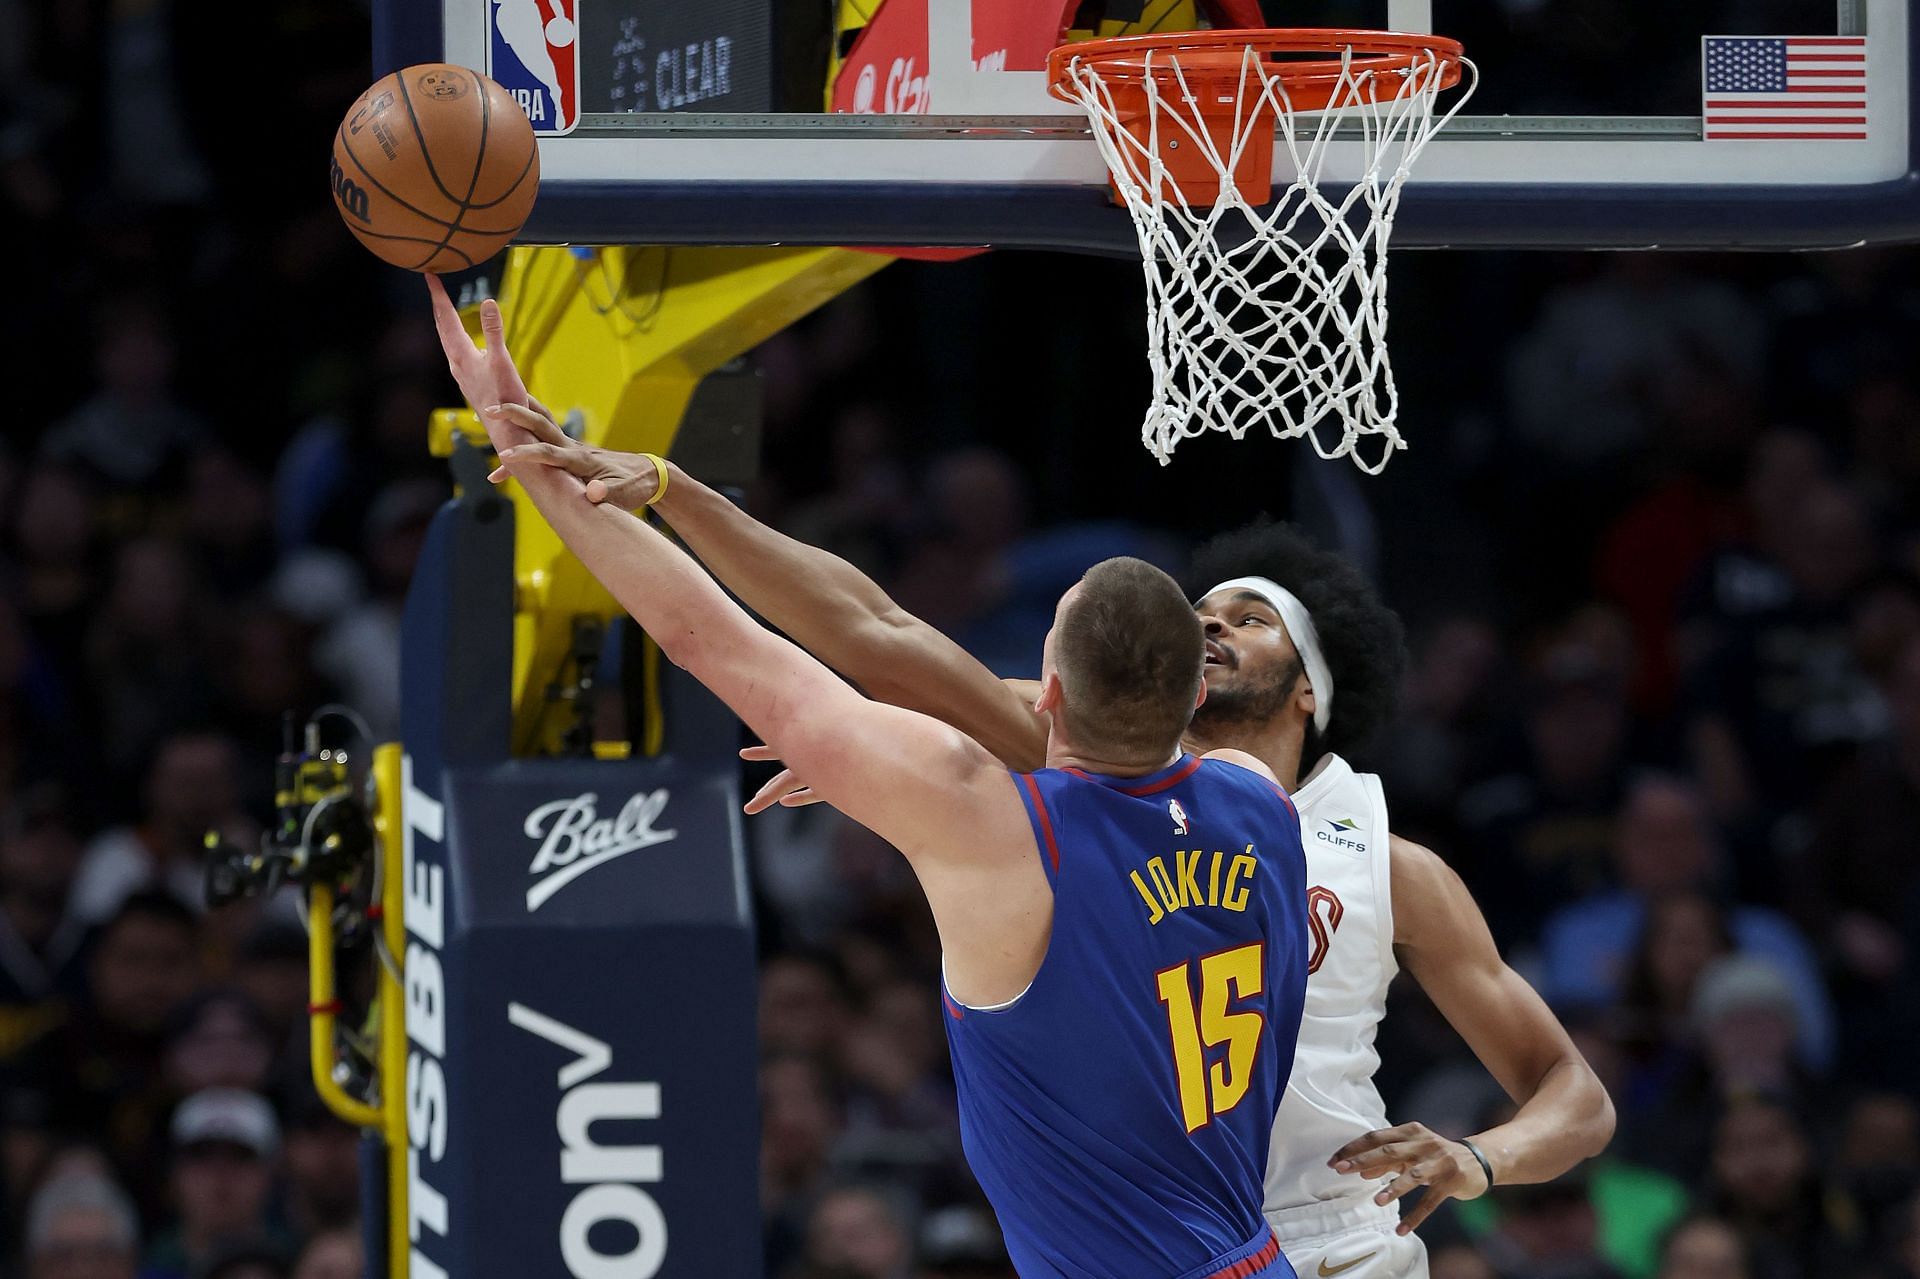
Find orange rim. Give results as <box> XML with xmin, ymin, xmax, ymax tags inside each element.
<box><xmin>1047</xmin><ymin>28</ymin><xmax>1465</xmax><ymax>114</ymax></box>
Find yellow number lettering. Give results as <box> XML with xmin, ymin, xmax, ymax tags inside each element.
<box><xmin>1200</xmin><ymin>945</ymin><xmax>1265</xmax><ymax>1116</ymax></box>
<box><xmin>1155</xmin><ymin>942</ymin><xmax>1267</xmax><ymax>1132</ymax></box>
<box><xmin>1154</xmin><ymin>963</ymin><xmax>1211</xmax><ymax>1132</ymax></box>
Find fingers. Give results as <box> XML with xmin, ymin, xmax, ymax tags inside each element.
<box><xmin>487</xmin><ymin>465</ymin><xmax>508</xmax><ymax>484</ymax></box>
<box><xmin>1374</xmin><ymin>1168</ymin><xmax>1427</xmax><ymax>1206</ymax></box>
<box><xmin>739</xmin><ymin>744</ymin><xmax>783</xmax><ymax>762</ymax></box>
<box><xmin>745</xmin><ymin>769</ymin><xmax>805</xmax><ymax>814</ymax></box>
<box><xmin>585</xmin><ymin>478</ymin><xmax>610</xmax><ymax>504</ymax></box>
<box><xmin>426</xmin><ymin>275</ymin><xmax>474</xmax><ymax>358</ymax></box>
<box><xmin>498</xmin><ymin>442</ymin><xmax>566</xmax><ymax>470</ymax></box>
<box><xmin>479</xmin><ymin>298</ymin><xmax>530</xmax><ymax>403</ymax></box>
<box><xmin>1332</xmin><ymin>1142</ymin><xmax>1415</xmax><ymax>1176</ymax></box>
<box><xmin>1395</xmin><ymin>1183</ymin><xmax>1451</xmax><ymax>1235</ymax></box>
<box><xmin>1330</xmin><ymin>1125</ymin><xmax>1421</xmax><ymax>1165</ymax></box>
<box><xmin>520</xmin><ymin>405</ymin><xmax>573</xmax><ymax>447</ymax></box>
<box><xmin>489</xmin><ymin>403</ymin><xmax>551</xmax><ymax>432</ymax></box>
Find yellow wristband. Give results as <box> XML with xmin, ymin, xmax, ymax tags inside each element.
<box><xmin>640</xmin><ymin>453</ymin><xmax>669</xmax><ymax>507</ymax></box>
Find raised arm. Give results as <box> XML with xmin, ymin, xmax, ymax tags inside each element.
<box><xmin>486</xmin><ymin>404</ymin><xmax>1048</xmax><ymax>769</ymax></box>
<box><xmin>433</xmin><ymin>287</ymin><xmax>1050</xmax><ymax>1003</ymax></box>
<box><xmin>1331</xmin><ymin>837</ymin><xmax>1615</xmax><ymax>1234</ymax></box>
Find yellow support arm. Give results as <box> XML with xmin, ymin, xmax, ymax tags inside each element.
<box><xmin>437</xmin><ymin>244</ymin><xmax>889</xmax><ymax>755</ymax></box>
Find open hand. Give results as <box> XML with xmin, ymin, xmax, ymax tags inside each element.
<box><xmin>426</xmin><ymin>275</ymin><xmax>540</xmax><ymax>455</ymax></box>
<box><xmin>1329</xmin><ymin>1122</ymin><xmax>1492</xmax><ymax>1235</ymax></box>
<box><xmin>739</xmin><ymin>744</ymin><xmax>822</xmax><ymax>814</ymax></box>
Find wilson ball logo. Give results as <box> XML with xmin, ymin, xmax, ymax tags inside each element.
<box><xmin>329</xmin><ymin>156</ymin><xmax>370</xmax><ymax>222</ymax></box>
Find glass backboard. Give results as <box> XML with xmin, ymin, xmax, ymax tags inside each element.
<box><xmin>372</xmin><ymin>1</ymin><xmax>1920</xmax><ymax>250</ymax></box>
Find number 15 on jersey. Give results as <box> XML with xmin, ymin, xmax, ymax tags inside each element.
<box><xmin>1155</xmin><ymin>942</ymin><xmax>1266</xmax><ymax>1133</ymax></box>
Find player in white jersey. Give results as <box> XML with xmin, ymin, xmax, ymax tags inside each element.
<box><xmin>483</xmin><ymin>422</ymin><xmax>1617</xmax><ymax>1278</ymax></box>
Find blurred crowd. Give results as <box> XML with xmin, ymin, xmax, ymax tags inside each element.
<box><xmin>5</xmin><ymin>2</ymin><xmax>1920</xmax><ymax>1279</ymax></box>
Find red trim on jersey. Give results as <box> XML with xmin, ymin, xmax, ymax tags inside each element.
<box><xmin>1259</xmin><ymin>779</ymin><xmax>1298</xmax><ymax>817</ymax></box>
<box><xmin>1202</xmin><ymin>1231</ymin><xmax>1281</xmax><ymax>1279</ymax></box>
<box><xmin>1021</xmin><ymin>773</ymin><xmax>1061</xmax><ymax>873</ymax></box>
<box><xmin>942</xmin><ymin>989</ymin><xmax>965</xmax><ymax>1021</ymax></box>
<box><xmin>1118</xmin><ymin>755</ymin><xmax>1203</xmax><ymax>796</ymax></box>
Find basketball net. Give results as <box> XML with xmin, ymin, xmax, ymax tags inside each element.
<box><xmin>1054</xmin><ymin>39</ymin><xmax>1475</xmax><ymax>473</ymax></box>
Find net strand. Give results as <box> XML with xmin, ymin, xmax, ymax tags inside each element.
<box><xmin>1059</xmin><ymin>42</ymin><xmax>1477</xmax><ymax>472</ymax></box>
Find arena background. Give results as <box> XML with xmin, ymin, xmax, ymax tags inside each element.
<box><xmin>3</xmin><ymin>3</ymin><xmax>1920</xmax><ymax>1278</ymax></box>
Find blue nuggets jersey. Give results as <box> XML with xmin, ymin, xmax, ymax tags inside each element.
<box><xmin>943</xmin><ymin>754</ymin><xmax>1309</xmax><ymax>1279</ymax></box>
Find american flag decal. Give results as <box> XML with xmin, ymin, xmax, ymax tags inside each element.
<box><xmin>1703</xmin><ymin>36</ymin><xmax>1867</xmax><ymax>140</ymax></box>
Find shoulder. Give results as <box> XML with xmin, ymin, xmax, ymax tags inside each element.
<box><xmin>1386</xmin><ymin>835</ymin><xmax>1478</xmax><ymax>948</ymax></box>
<box><xmin>1199</xmin><ymin>748</ymin><xmax>1280</xmax><ymax>785</ymax></box>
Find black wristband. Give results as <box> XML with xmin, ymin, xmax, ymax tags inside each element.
<box><xmin>1461</xmin><ymin>1139</ymin><xmax>1495</xmax><ymax>1194</ymax></box>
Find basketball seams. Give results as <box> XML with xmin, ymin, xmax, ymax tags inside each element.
<box><xmin>347</xmin><ymin>225</ymin><xmax>476</xmax><ymax>262</ymax></box>
<box><xmin>395</xmin><ymin>71</ymin><xmax>469</xmax><ymax>209</ymax></box>
<box><xmin>467</xmin><ymin>144</ymin><xmax>537</xmax><ymax>212</ymax></box>
<box><xmin>335</xmin><ymin>125</ymin><xmax>462</xmax><ymax>231</ymax></box>
<box><xmin>408</xmin><ymin>68</ymin><xmax>493</xmax><ymax>271</ymax></box>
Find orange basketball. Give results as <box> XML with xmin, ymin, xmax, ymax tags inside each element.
<box><xmin>330</xmin><ymin>64</ymin><xmax>540</xmax><ymax>273</ymax></box>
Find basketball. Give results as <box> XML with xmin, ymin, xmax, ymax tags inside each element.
<box><xmin>329</xmin><ymin>63</ymin><xmax>539</xmax><ymax>273</ymax></box>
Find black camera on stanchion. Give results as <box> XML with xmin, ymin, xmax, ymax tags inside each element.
<box><xmin>204</xmin><ymin>709</ymin><xmax>375</xmax><ymax>936</ymax></box>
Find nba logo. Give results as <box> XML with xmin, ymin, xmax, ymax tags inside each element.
<box><xmin>1169</xmin><ymin>799</ymin><xmax>1189</xmax><ymax>835</ymax></box>
<box><xmin>488</xmin><ymin>0</ymin><xmax>580</xmax><ymax>135</ymax></box>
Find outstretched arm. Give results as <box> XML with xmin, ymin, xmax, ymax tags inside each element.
<box><xmin>433</xmin><ymin>286</ymin><xmax>1049</xmax><ymax>1002</ymax></box>
<box><xmin>1331</xmin><ymin>837</ymin><xmax>1615</xmax><ymax>1234</ymax></box>
<box><xmin>486</xmin><ymin>406</ymin><xmax>1049</xmax><ymax>769</ymax></box>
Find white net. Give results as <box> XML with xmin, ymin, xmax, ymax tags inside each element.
<box><xmin>1055</xmin><ymin>40</ymin><xmax>1475</xmax><ymax>473</ymax></box>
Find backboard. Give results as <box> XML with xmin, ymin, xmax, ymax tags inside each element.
<box><xmin>373</xmin><ymin>1</ymin><xmax>1920</xmax><ymax>251</ymax></box>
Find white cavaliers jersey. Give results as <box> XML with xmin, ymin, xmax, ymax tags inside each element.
<box><xmin>1264</xmin><ymin>752</ymin><xmax>1399</xmax><ymax>1236</ymax></box>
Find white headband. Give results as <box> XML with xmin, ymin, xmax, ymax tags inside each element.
<box><xmin>1203</xmin><ymin>576</ymin><xmax>1334</xmax><ymax>736</ymax></box>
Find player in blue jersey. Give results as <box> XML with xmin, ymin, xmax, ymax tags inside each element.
<box><xmin>434</xmin><ymin>280</ymin><xmax>1310</xmax><ymax>1279</ymax></box>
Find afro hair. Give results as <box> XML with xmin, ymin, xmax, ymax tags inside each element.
<box><xmin>1185</xmin><ymin>519</ymin><xmax>1409</xmax><ymax>763</ymax></box>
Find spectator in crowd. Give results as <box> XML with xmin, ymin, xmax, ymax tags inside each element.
<box><xmin>190</xmin><ymin>1240</ymin><xmax>289</xmax><ymax>1279</ymax></box>
<box><xmin>1458</xmin><ymin>624</ymin><xmax>1637</xmax><ymax>944</ymax></box>
<box><xmin>914</xmin><ymin>1204</ymin><xmax>1013</xmax><ymax>1279</ymax></box>
<box><xmin>287</xmin><ymin>1228</ymin><xmax>360</xmax><ymax>1279</ymax></box>
<box><xmin>1539</xmin><ymin>774</ymin><xmax>1833</xmax><ymax>1068</ymax></box>
<box><xmin>160</xmin><ymin>992</ymin><xmax>275</xmax><ymax>1100</ymax></box>
<box><xmin>72</xmin><ymin>734</ymin><xmax>246</xmax><ymax>925</ymax></box>
<box><xmin>83</xmin><ymin>541</ymin><xmax>211</xmax><ymax>790</ymax></box>
<box><xmin>226</xmin><ymin>925</ymin><xmax>307</xmax><ymax>1047</ymax></box>
<box><xmin>762</xmin><ymin>1052</ymin><xmax>845</xmax><ymax>1276</ymax></box>
<box><xmin>1473</xmin><ymin>1171</ymin><xmax>1624</xmax><ymax>1279</ymax></box>
<box><xmin>759</xmin><ymin>953</ymin><xmax>853</xmax><ymax>1059</ymax></box>
<box><xmin>276</xmin><ymin>1094</ymin><xmax>360</xmax><ymax>1241</ymax></box>
<box><xmin>25</xmin><ymin>1169</ymin><xmax>140</xmax><ymax>1279</ymax></box>
<box><xmin>1683</xmin><ymin>479</ymin><xmax>1884</xmax><ymax>843</ymax></box>
<box><xmin>1836</xmin><ymin>1094</ymin><xmax>1920</xmax><ymax>1257</ymax></box>
<box><xmin>1798</xmin><ymin>634</ymin><xmax>1920</xmax><ymax>1082</ymax></box>
<box><xmin>40</xmin><ymin>295</ymin><xmax>205</xmax><ymax>495</ymax></box>
<box><xmin>1655</xmin><ymin>1216</ymin><xmax>1752</xmax><ymax>1279</ymax></box>
<box><xmin>800</xmin><ymin>1183</ymin><xmax>916</xmax><ymax>1279</ymax></box>
<box><xmin>0</xmin><ymin>786</ymin><xmax>89</xmax><ymax>1055</ymax></box>
<box><xmin>16</xmin><ymin>893</ymin><xmax>200</xmax><ymax>1204</ymax></box>
<box><xmin>1619</xmin><ymin>947</ymin><xmax>1816</xmax><ymax>1184</ymax></box>
<box><xmin>1704</xmin><ymin>1095</ymin><xmax>1865</xmax><ymax>1279</ymax></box>
<box><xmin>1429</xmin><ymin>1242</ymin><xmax>1500</xmax><ymax>1279</ymax></box>
<box><xmin>142</xmin><ymin>1089</ymin><xmax>289</xmax><ymax>1279</ymax></box>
